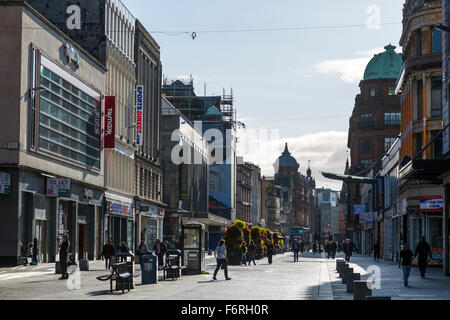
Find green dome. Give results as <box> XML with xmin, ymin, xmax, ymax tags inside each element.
<box><xmin>363</xmin><ymin>44</ymin><xmax>402</xmax><ymax>80</ymax></box>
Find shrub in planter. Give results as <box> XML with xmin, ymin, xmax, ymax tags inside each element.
<box><xmin>251</xmin><ymin>226</ymin><xmax>267</xmax><ymax>259</ymax></box>
<box><xmin>224</xmin><ymin>220</ymin><xmax>247</xmax><ymax>265</ymax></box>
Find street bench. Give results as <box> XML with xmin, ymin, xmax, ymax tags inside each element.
<box><xmin>162</xmin><ymin>255</ymin><xmax>187</xmax><ymax>280</ymax></box>
<box><xmin>96</xmin><ymin>262</ymin><xmax>132</xmax><ymax>293</ymax></box>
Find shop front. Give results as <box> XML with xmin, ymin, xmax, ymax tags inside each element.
<box><xmin>104</xmin><ymin>192</ymin><xmax>134</xmax><ymax>251</ymax></box>
<box><xmin>136</xmin><ymin>201</ymin><xmax>164</xmax><ymax>250</ymax></box>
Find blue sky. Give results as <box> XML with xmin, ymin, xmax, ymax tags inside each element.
<box><xmin>123</xmin><ymin>0</ymin><xmax>404</xmax><ymax>190</ymax></box>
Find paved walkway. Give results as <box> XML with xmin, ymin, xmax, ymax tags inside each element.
<box><xmin>324</xmin><ymin>252</ymin><xmax>450</xmax><ymax>300</ymax></box>
<box><xmin>0</xmin><ymin>252</ymin><xmax>449</xmax><ymax>300</ymax></box>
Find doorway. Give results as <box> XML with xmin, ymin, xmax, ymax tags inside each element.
<box><xmin>35</xmin><ymin>220</ymin><xmax>48</xmax><ymax>263</ymax></box>
<box><xmin>78</xmin><ymin>223</ymin><xmax>86</xmax><ymax>260</ymax></box>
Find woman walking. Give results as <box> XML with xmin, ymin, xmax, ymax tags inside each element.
<box><xmin>213</xmin><ymin>239</ymin><xmax>231</xmax><ymax>281</ymax></box>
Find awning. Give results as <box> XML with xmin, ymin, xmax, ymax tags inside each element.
<box><xmin>399</xmin><ymin>159</ymin><xmax>450</xmax><ymax>183</ymax></box>
<box><xmin>181</xmin><ymin>212</ymin><xmax>231</xmax><ymax>227</ymax></box>
<box><xmin>321</xmin><ymin>171</ymin><xmax>375</xmax><ymax>184</ymax></box>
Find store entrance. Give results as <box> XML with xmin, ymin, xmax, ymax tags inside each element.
<box><xmin>35</xmin><ymin>220</ymin><xmax>47</xmax><ymax>263</ymax></box>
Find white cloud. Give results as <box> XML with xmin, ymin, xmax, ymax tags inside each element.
<box><xmin>312</xmin><ymin>46</ymin><xmax>402</xmax><ymax>84</ymax></box>
<box><xmin>237</xmin><ymin>130</ymin><xmax>348</xmax><ymax>191</ymax></box>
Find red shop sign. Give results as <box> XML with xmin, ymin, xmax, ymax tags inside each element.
<box><xmin>104</xmin><ymin>96</ymin><xmax>115</xmax><ymax>149</ymax></box>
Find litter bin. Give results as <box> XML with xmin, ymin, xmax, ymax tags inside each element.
<box><xmin>141</xmin><ymin>252</ymin><xmax>158</xmax><ymax>285</ymax></box>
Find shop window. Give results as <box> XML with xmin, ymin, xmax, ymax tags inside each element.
<box><xmin>416</xmin><ymin>29</ymin><xmax>422</xmax><ymax>57</ymax></box>
<box><xmin>360</xmin><ymin>114</ymin><xmax>373</xmax><ymax>125</ymax></box>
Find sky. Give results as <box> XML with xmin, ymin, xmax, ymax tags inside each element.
<box><xmin>122</xmin><ymin>0</ymin><xmax>404</xmax><ymax>190</ymax></box>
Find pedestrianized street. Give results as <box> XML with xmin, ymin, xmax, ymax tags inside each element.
<box><xmin>1</xmin><ymin>251</ymin><xmax>450</xmax><ymax>300</ymax></box>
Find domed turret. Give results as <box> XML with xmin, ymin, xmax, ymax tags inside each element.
<box><xmin>274</xmin><ymin>143</ymin><xmax>299</xmax><ymax>174</ymax></box>
<box><xmin>363</xmin><ymin>44</ymin><xmax>402</xmax><ymax>80</ymax></box>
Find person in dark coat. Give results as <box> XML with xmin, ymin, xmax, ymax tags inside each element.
<box><xmin>153</xmin><ymin>239</ymin><xmax>166</xmax><ymax>267</ymax></box>
<box><xmin>415</xmin><ymin>236</ymin><xmax>433</xmax><ymax>278</ymax></box>
<box><xmin>248</xmin><ymin>240</ymin><xmax>257</xmax><ymax>265</ymax></box>
<box><xmin>58</xmin><ymin>235</ymin><xmax>69</xmax><ymax>280</ymax></box>
<box><xmin>136</xmin><ymin>240</ymin><xmax>149</xmax><ymax>265</ymax></box>
<box><xmin>399</xmin><ymin>242</ymin><xmax>414</xmax><ymax>286</ymax></box>
<box><xmin>292</xmin><ymin>239</ymin><xmax>300</xmax><ymax>262</ymax></box>
<box><xmin>330</xmin><ymin>240</ymin><xmax>337</xmax><ymax>259</ymax></box>
<box><xmin>267</xmin><ymin>242</ymin><xmax>274</xmax><ymax>264</ymax></box>
<box><xmin>325</xmin><ymin>242</ymin><xmax>331</xmax><ymax>259</ymax></box>
<box><xmin>101</xmin><ymin>240</ymin><xmax>115</xmax><ymax>269</ymax></box>
<box><xmin>240</xmin><ymin>241</ymin><xmax>247</xmax><ymax>265</ymax></box>
<box><xmin>119</xmin><ymin>241</ymin><xmax>129</xmax><ymax>262</ymax></box>
<box><xmin>299</xmin><ymin>241</ymin><xmax>305</xmax><ymax>253</ymax></box>
<box><xmin>373</xmin><ymin>240</ymin><xmax>381</xmax><ymax>262</ymax></box>
<box><xmin>343</xmin><ymin>239</ymin><xmax>353</xmax><ymax>263</ymax></box>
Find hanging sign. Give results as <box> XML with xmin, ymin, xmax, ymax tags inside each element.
<box><xmin>136</xmin><ymin>85</ymin><xmax>143</xmax><ymax>146</ymax></box>
<box><xmin>104</xmin><ymin>96</ymin><xmax>115</xmax><ymax>149</ymax></box>
<box><xmin>353</xmin><ymin>204</ymin><xmax>366</xmax><ymax>215</ymax></box>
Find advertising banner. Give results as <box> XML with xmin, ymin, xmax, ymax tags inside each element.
<box><xmin>353</xmin><ymin>204</ymin><xmax>366</xmax><ymax>215</ymax></box>
<box><xmin>372</xmin><ymin>176</ymin><xmax>384</xmax><ymax>211</ymax></box>
<box><xmin>106</xmin><ymin>200</ymin><xmax>133</xmax><ymax>217</ymax></box>
<box><xmin>46</xmin><ymin>178</ymin><xmax>71</xmax><ymax>197</ymax></box>
<box><xmin>0</xmin><ymin>172</ymin><xmax>11</xmax><ymax>194</ymax></box>
<box><xmin>136</xmin><ymin>85</ymin><xmax>143</xmax><ymax>146</ymax></box>
<box><xmin>420</xmin><ymin>196</ymin><xmax>443</xmax><ymax>213</ymax></box>
<box><xmin>104</xmin><ymin>96</ymin><xmax>115</xmax><ymax>149</ymax></box>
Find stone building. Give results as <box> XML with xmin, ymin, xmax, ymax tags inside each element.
<box><xmin>236</xmin><ymin>157</ymin><xmax>252</xmax><ymax>224</ymax></box>
<box><xmin>396</xmin><ymin>0</ymin><xmax>445</xmax><ymax>268</ymax></box>
<box><xmin>0</xmin><ymin>2</ymin><xmax>106</xmax><ymax>265</ymax></box>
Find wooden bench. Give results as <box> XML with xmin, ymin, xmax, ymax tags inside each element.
<box><xmin>162</xmin><ymin>255</ymin><xmax>187</xmax><ymax>280</ymax></box>
<box><xmin>96</xmin><ymin>262</ymin><xmax>132</xmax><ymax>293</ymax></box>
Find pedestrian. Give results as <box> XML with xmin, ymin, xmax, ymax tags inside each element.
<box><xmin>373</xmin><ymin>240</ymin><xmax>380</xmax><ymax>262</ymax></box>
<box><xmin>153</xmin><ymin>239</ymin><xmax>165</xmax><ymax>267</ymax></box>
<box><xmin>325</xmin><ymin>241</ymin><xmax>331</xmax><ymax>259</ymax></box>
<box><xmin>399</xmin><ymin>242</ymin><xmax>414</xmax><ymax>286</ymax></box>
<box><xmin>267</xmin><ymin>242</ymin><xmax>274</xmax><ymax>264</ymax></box>
<box><xmin>292</xmin><ymin>239</ymin><xmax>300</xmax><ymax>262</ymax></box>
<box><xmin>119</xmin><ymin>241</ymin><xmax>129</xmax><ymax>262</ymax></box>
<box><xmin>101</xmin><ymin>239</ymin><xmax>115</xmax><ymax>270</ymax></box>
<box><xmin>136</xmin><ymin>240</ymin><xmax>148</xmax><ymax>265</ymax></box>
<box><xmin>240</xmin><ymin>241</ymin><xmax>247</xmax><ymax>265</ymax></box>
<box><xmin>248</xmin><ymin>240</ymin><xmax>257</xmax><ymax>265</ymax></box>
<box><xmin>58</xmin><ymin>235</ymin><xmax>69</xmax><ymax>280</ymax></box>
<box><xmin>330</xmin><ymin>240</ymin><xmax>337</xmax><ymax>259</ymax></box>
<box><xmin>414</xmin><ymin>236</ymin><xmax>433</xmax><ymax>278</ymax></box>
<box><xmin>213</xmin><ymin>239</ymin><xmax>231</xmax><ymax>281</ymax></box>
<box><xmin>343</xmin><ymin>239</ymin><xmax>353</xmax><ymax>263</ymax></box>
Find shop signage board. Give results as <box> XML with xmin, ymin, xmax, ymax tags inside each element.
<box><xmin>353</xmin><ymin>204</ymin><xmax>366</xmax><ymax>215</ymax></box>
<box><xmin>104</xmin><ymin>96</ymin><xmax>115</xmax><ymax>149</ymax></box>
<box><xmin>158</xmin><ymin>208</ymin><xmax>165</xmax><ymax>218</ymax></box>
<box><xmin>136</xmin><ymin>85</ymin><xmax>143</xmax><ymax>146</ymax></box>
<box><xmin>420</xmin><ymin>196</ymin><xmax>443</xmax><ymax>213</ymax></box>
<box><xmin>107</xmin><ymin>200</ymin><xmax>133</xmax><ymax>217</ymax></box>
<box><xmin>139</xmin><ymin>203</ymin><xmax>158</xmax><ymax>218</ymax></box>
<box><xmin>46</xmin><ymin>178</ymin><xmax>71</xmax><ymax>197</ymax></box>
<box><xmin>359</xmin><ymin>212</ymin><xmax>366</xmax><ymax>223</ymax></box>
<box><xmin>0</xmin><ymin>172</ymin><xmax>11</xmax><ymax>194</ymax></box>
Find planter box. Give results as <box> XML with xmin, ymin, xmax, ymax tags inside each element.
<box><xmin>227</xmin><ymin>250</ymin><xmax>242</xmax><ymax>265</ymax></box>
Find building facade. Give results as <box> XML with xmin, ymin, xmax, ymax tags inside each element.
<box><xmin>0</xmin><ymin>2</ymin><xmax>106</xmax><ymax>265</ymax></box>
<box><xmin>133</xmin><ymin>20</ymin><xmax>165</xmax><ymax>251</ymax></box>
<box><xmin>396</xmin><ymin>0</ymin><xmax>445</xmax><ymax>267</ymax></box>
<box><xmin>236</xmin><ymin>158</ymin><xmax>252</xmax><ymax>224</ymax></box>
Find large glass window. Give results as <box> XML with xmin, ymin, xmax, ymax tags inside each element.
<box><xmin>39</xmin><ymin>66</ymin><xmax>101</xmax><ymax>170</ymax></box>
<box><xmin>360</xmin><ymin>138</ymin><xmax>372</xmax><ymax>153</ymax></box>
<box><xmin>432</xmin><ymin>28</ymin><xmax>442</xmax><ymax>53</ymax></box>
<box><xmin>431</xmin><ymin>76</ymin><xmax>442</xmax><ymax>117</ymax></box>
<box><xmin>384</xmin><ymin>113</ymin><xmax>401</xmax><ymax>125</ymax></box>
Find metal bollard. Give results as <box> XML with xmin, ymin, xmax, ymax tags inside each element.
<box><xmin>346</xmin><ymin>273</ymin><xmax>361</xmax><ymax>293</ymax></box>
<box><xmin>336</xmin><ymin>259</ymin><xmax>345</xmax><ymax>270</ymax></box>
<box><xmin>342</xmin><ymin>268</ymin><xmax>354</xmax><ymax>284</ymax></box>
<box><xmin>338</xmin><ymin>263</ymin><xmax>349</xmax><ymax>277</ymax></box>
<box><xmin>353</xmin><ymin>280</ymin><xmax>372</xmax><ymax>300</ymax></box>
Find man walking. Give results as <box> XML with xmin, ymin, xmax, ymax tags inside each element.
<box><xmin>248</xmin><ymin>240</ymin><xmax>257</xmax><ymax>266</ymax></box>
<box><xmin>240</xmin><ymin>241</ymin><xmax>247</xmax><ymax>265</ymax></box>
<box><xmin>292</xmin><ymin>239</ymin><xmax>300</xmax><ymax>262</ymax></box>
<box><xmin>399</xmin><ymin>242</ymin><xmax>414</xmax><ymax>286</ymax></box>
<box><xmin>330</xmin><ymin>240</ymin><xmax>337</xmax><ymax>259</ymax></box>
<box><xmin>415</xmin><ymin>236</ymin><xmax>432</xmax><ymax>278</ymax></box>
<box><xmin>58</xmin><ymin>235</ymin><xmax>69</xmax><ymax>280</ymax></box>
<box><xmin>101</xmin><ymin>240</ymin><xmax>115</xmax><ymax>270</ymax></box>
<box><xmin>267</xmin><ymin>242</ymin><xmax>274</xmax><ymax>264</ymax></box>
<box><xmin>343</xmin><ymin>239</ymin><xmax>353</xmax><ymax>263</ymax></box>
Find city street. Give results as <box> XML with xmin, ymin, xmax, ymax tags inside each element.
<box><xmin>1</xmin><ymin>252</ymin><xmax>449</xmax><ymax>300</ymax></box>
